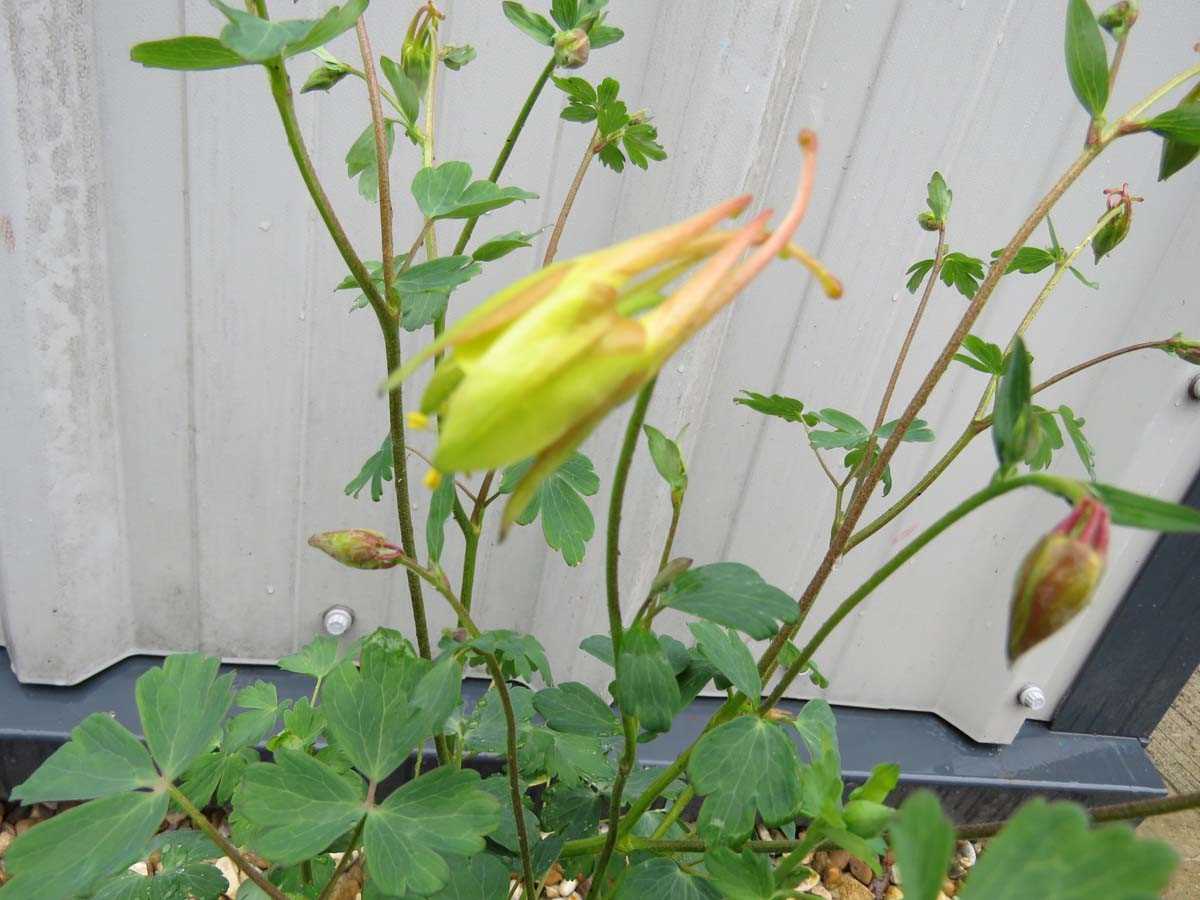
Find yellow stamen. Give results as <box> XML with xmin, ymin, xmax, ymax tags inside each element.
<box><xmin>780</xmin><ymin>243</ymin><xmax>843</xmax><ymax>299</ymax></box>
<box><xmin>423</xmin><ymin>468</ymin><xmax>444</xmax><ymax>489</ymax></box>
<box><xmin>407</xmin><ymin>411</ymin><xmax>431</xmax><ymax>430</ymax></box>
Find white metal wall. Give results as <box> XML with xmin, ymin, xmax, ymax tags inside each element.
<box><xmin>2</xmin><ymin>0</ymin><xmax>1198</xmax><ymax>743</ymax></box>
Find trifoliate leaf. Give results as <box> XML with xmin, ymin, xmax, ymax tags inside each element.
<box><xmin>0</xmin><ymin>791</ymin><xmax>169</xmax><ymax>900</ymax></box>
<box><xmin>500</xmin><ymin>451</ymin><xmax>599</xmax><ymax>566</ymax></box>
<box><xmin>687</xmin><ymin>622</ymin><xmax>761</xmax><ymax>700</ymax></box>
<box><xmin>136</xmin><ymin>654</ymin><xmax>235</xmax><ymax>781</ymax></box>
<box><xmin>1023</xmin><ymin>406</ymin><xmax>1064</xmax><ymax>471</ymax></box>
<box><xmin>278</xmin><ymin>634</ymin><xmax>342</xmax><ymax>681</ymax></box>
<box><xmin>661</xmin><ymin>563</ymin><xmax>797</xmax><ymax>640</ymax></box>
<box><xmin>614</xmin><ymin>624</ymin><xmax>681</xmax><ymax>734</ymax></box>
<box><xmin>615</xmin><ymin>857</ymin><xmax>720</xmax><ymax>899</ymax></box>
<box><xmin>534</xmin><ymin>682</ymin><xmax>620</xmax><ymax>736</ymax></box>
<box><xmin>522</xmin><ymin>727</ymin><xmax>614</xmax><ymax>786</ymax></box>
<box><xmin>345</xmin><ymin>435</ymin><xmax>393</xmax><ymax>501</ymax></box>
<box><xmin>688</xmin><ymin>716</ymin><xmax>803</xmax><ymax>845</ymax></box>
<box><xmin>363</xmin><ymin>768</ymin><xmax>500</xmax><ymax>896</ymax></box>
<box><xmin>906</xmin><ymin>258</ymin><xmax>936</xmax><ymax>294</ymax></box>
<box><xmin>236</xmin><ymin>748</ymin><xmax>365</xmax><ymax>865</ymax></box>
<box><xmin>412</xmin><ymin>160</ymin><xmax>537</xmax><ymax>220</ymax></box>
<box><xmin>939</xmin><ymin>251</ymin><xmax>986</xmax><ymax>299</ymax></box>
<box><xmin>992</xmin><ymin>245</ymin><xmax>1058</xmax><ymax>275</ymax></box>
<box><xmin>958</xmin><ymin>799</ymin><xmax>1175</xmax><ymax>899</ymax></box>
<box><xmin>440</xmin><ymin>44</ymin><xmax>477</xmax><ymax>71</ymax></box>
<box><xmin>734</xmin><ymin>390</ymin><xmax>806</xmax><ymax>423</ymax></box>
<box><xmin>12</xmin><ymin>713</ymin><xmax>158</xmax><ymax>803</ymax></box>
<box><xmin>459</xmin><ymin>630</ymin><xmax>553</xmax><ymax>685</ymax></box>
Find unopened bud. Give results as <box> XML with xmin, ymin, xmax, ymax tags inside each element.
<box><xmin>763</xmin><ymin>707</ymin><xmax>795</xmax><ymax>724</ymax></box>
<box><xmin>300</xmin><ymin>57</ymin><xmax>351</xmax><ymax>94</ymax></box>
<box><xmin>308</xmin><ymin>529</ymin><xmax>405</xmax><ymax>570</ymax></box>
<box><xmin>1167</xmin><ymin>334</ymin><xmax>1200</xmax><ymax>366</ymax></box>
<box><xmin>844</xmin><ymin>799</ymin><xmax>894</xmax><ymax>838</ymax></box>
<box><xmin>1098</xmin><ymin>1</ymin><xmax>1139</xmax><ymax>39</ymax></box>
<box><xmin>917</xmin><ymin>211</ymin><xmax>941</xmax><ymax>232</ymax></box>
<box><xmin>1007</xmin><ymin>496</ymin><xmax>1110</xmax><ymax>662</ymax></box>
<box><xmin>1092</xmin><ymin>184</ymin><xmax>1142</xmax><ymax>264</ymax></box>
<box><xmin>650</xmin><ymin>557</ymin><xmax>693</xmax><ymax>594</ymax></box>
<box><xmin>554</xmin><ymin>29</ymin><xmax>590</xmax><ymax>69</ymax></box>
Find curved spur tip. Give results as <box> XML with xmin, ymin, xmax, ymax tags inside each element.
<box><xmin>798</xmin><ymin>129</ymin><xmax>818</xmax><ymax>152</ymax></box>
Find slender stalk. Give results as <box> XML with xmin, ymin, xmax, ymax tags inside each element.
<box><xmin>451</xmin><ymin>58</ymin><xmax>556</xmax><ymax>257</ymax></box>
<box><xmin>857</xmin><ymin>225</ymin><xmax>947</xmax><ymax>478</ymax></box>
<box><xmin>960</xmin><ymin>790</ymin><xmax>1200</xmax><ymax>840</ymax></box>
<box><xmin>657</xmin><ymin>500</ymin><xmax>683</xmax><ymax>573</ymax></box>
<box><xmin>168</xmin><ymin>785</ymin><xmax>287</xmax><ymax>900</ymax></box>
<box><xmin>351</xmin><ymin>19</ymin><xmax>436</xmax><ymax>676</ymax></box>
<box><xmin>1032</xmin><ymin>339</ymin><xmax>1169</xmax><ymax>395</ymax></box>
<box><xmin>316</xmin><ymin>816</ymin><xmax>366</xmax><ymax>900</ymax></box>
<box><xmin>764</xmin><ymin>473</ymin><xmax>1077</xmax><ymax>707</ymax></box>
<box><xmin>355</xmin><ymin>19</ymin><xmax>397</xmax><ymax>315</ymax></box>
<box><xmin>484</xmin><ymin>655</ymin><xmax>537</xmax><ymax>893</ymax></box>
<box><xmin>1108</xmin><ymin>34</ymin><xmax>1130</xmax><ymax>96</ymax></box>
<box><xmin>544</xmin><ymin>129</ymin><xmax>599</xmax><ymax>266</ymax></box>
<box><xmin>459</xmin><ymin>470</ymin><xmax>495</xmax><ymax>615</ymax></box>
<box><xmin>593</xmin><ymin>379</ymin><xmax>658</xmax><ymax>895</ymax></box>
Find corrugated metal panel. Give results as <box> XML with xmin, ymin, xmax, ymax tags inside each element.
<box><xmin>1</xmin><ymin>0</ymin><xmax>1198</xmax><ymax>743</ymax></box>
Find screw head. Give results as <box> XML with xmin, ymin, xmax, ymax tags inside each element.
<box><xmin>322</xmin><ymin>606</ymin><xmax>354</xmax><ymax>636</ymax></box>
<box><xmin>1018</xmin><ymin>683</ymin><xmax>1046</xmax><ymax>711</ymax></box>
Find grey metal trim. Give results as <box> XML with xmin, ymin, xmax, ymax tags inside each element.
<box><xmin>0</xmin><ymin>652</ymin><xmax>1163</xmax><ymax>822</ymax></box>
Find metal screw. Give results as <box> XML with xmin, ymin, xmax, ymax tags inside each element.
<box><xmin>322</xmin><ymin>605</ymin><xmax>354</xmax><ymax>636</ymax></box>
<box><xmin>1188</xmin><ymin>374</ymin><xmax>1200</xmax><ymax>402</ymax></box>
<box><xmin>1018</xmin><ymin>683</ymin><xmax>1046</xmax><ymax>711</ymax></box>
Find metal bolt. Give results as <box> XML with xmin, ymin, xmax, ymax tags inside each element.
<box><xmin>322</xmin><ymin>605</ymin><xmax>354</xmax><ymax>636</ymax></box>
<box><xmin>1018</xmin><ymin>683</ymin><xmax>1046</xmax><ymax>711</ymax></box>
<box><xmin>1189</xmin><ymin>374</ymin><xmax>1200</xmax><ymax>402</ymax></box>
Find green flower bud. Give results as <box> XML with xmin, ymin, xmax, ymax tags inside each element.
<box><xmin>650</xmin><ymin>557</ymin><xmax>693</xmax><ymax>594</ymax></box>
<box><xmin>1167</xmin><ymin>335</ymin><xmax>1200</xmax><ymax>366</ymax></box>
<box><xmin>1098</xmin><ymin>1</ymin><xmax>1139</xmax><ymax>39</ymax></box>
<box><xmin>300</xmin><ymin>56</ymin><xmax>351</xmax><ymax>94</ymax></box>
<box><xmin>307</xmin><ymin>529</ymin><xmax>406</xmax><ymax>570</ymax></box>
<box><xmin>1093</xmin><ymin>184</ymin><xmax>1142</xmax><ymax>264</ymax></box>
<box><xmin>844</xmin><ymin>799</ymin><xmax>894</xmax><ymax>839</ymax></box>
<box><xmin>554</xmin><ymin>28</ymin><xmax>590</xmax><ymax>69</ymax></box>
<box><xmin>1008</xmin><ymin>496</ymin><xmax>1109</xmax><ymax>662</ymax></box>
<box><xmin>917</xmin><ymin>211</ymin><xmax>940</xmax><ymax>232</ymax></box>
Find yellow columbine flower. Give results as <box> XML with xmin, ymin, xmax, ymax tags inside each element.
<box><xmin>388</xmin><ymin>132</ymin><xmax>834</xmax><ymax>525</ymax></box>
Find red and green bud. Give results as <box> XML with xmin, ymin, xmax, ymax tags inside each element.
<box><xmin>1098</xmin><ymin>1</ymin><xmax>1139</xmax><ymax>39</ymax></box>
<box><xmin>1007</xmin><ymin>496</ymin><xmax>1110</xmax><ymax>662</ymax></box>
<box><xmin>307</xmin><ymin>529</ymin><xmax>406</xmax><ymax>570</ymax></box>
<box><xmin>1166</xmin><ymin>333</ymin><xmax>1200</xmax><ymax>366</ymax></box>
<box><xmin>1092</xmin><ymin>183</ymin><xmax>1142</xmax><ymax>264</ymax></box>
<box><xmin>554</xmin><ymin>28</ymin><xmax>590</xmax><ymax>69</ymax></box>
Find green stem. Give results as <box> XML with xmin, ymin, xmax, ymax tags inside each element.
<box><xmin>451</xmin><ymin>57</ymin><xmax>556</xmax><ymax>257</ymax></box>
<box><xmin>483</xmin><ymin>654</ymin><xmax>537</xmax><ymax>893</ymax></box>
<box><xmin>316</xmin><ymin>816</ymin><xmax>365</xmax><ymax>900</ymax></box>
<box><xmin>168</xmin><ymin>784</ymin><xmax>287</xmax><ymax>900</ymax></box>
<box><xmin>593</xmin><ymin>379</ymin><xmax>658</xmax><ymax>895</ymax></box>
<box><xmin>562</xmin><ymin>835</ymin><xmax>808</xmax><ymax>857</ymax></box>
<box><xmin>959</xmin><ymin>789</ymin><xmax>1200</xmax><ymax>840</ymax></box>
<box><xmin>657</xmin><ymin>499</ymin><xmax>683</xmax><ymax>573</ymax></box>
<box><xmin>764</xmin><ymin>473</ymin><xmax>1080</xmax><ymax>707</ymax></box>
<box><xmin>606</xmin><ymin>380</ymin><xmax>657</xmax><ymax>649</ymax></box>
<box><xmin>650</xmin><ymin>786</ymin><xmax>694</xmax><ymax>839</ymax></box>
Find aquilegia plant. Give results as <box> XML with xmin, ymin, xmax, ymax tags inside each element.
<box><xmin>5</xmin><ymin>1</ymin><xmax>1200</xmax><ymax>898</ymax></box>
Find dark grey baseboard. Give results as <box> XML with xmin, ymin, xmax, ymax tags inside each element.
<box><xmin>0</xmin><ymin>650</ymin><xmax>1164</xmax><ymax>823</ymax></box>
